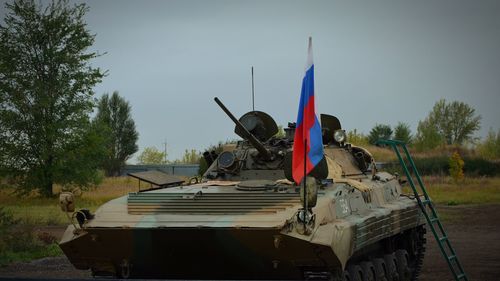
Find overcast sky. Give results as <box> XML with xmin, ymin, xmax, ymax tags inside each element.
<box><xmin>1</xmin><ymin>0</ymin><xmax>499</xmax><ymax>162</ymax></box>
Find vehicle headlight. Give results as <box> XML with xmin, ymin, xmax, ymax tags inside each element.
<box><xmin>218</xmin><ymin>151</ymin><xmax>236</xmax><ymax>169</ymax></box>
<box><xmin>334</xmin><ymin>129</ymin><xmax>346</xmax><ymax>143</ymax></box>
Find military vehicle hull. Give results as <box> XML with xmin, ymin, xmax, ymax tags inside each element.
<box><xmin>60</xmin><ymin>98</ymin><xmax>427</xmax><ymax>280</ymax></box>
<box><xmin>60</xmin><ymin>178</ymin><xmax>425</xmax><ymax>280</ymax></box>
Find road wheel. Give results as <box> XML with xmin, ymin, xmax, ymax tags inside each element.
<box><xmin>395</xmin><ymin>249</ymin><xmax>411</xmax><ymax>281</ymax></box>
<box><xmin>360</xmin><ymin>261</ymin><xmax>376</xmax><ymax>281</ymax></box>
<box><xmin>347</xmin><ymin>265</ymin><xmax>363</xmax><ymax>281</ymax></box>
<box><xmin>384</xmin><ymin>253</ymin><xmax>399</xmax><ymax>281</ymax></box>
<box><xmin>411</xmin><ymin>226</ymin><xmax>427</xmax><ymax>280</ymax></box>
<box><xmin>343</xmin><ymin>269</ymin><xmax>351</xmax><ymax>281</ymax></box>
<box><xmin>372</xmin><ymin>258</ymin><xmax>388</xmax><ymax>281</ymax></box>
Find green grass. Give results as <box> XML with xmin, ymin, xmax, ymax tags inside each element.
<box><xmin>0</xmin><ymin>194</ymin><xmax>109</xmax><ymax>226</ymax></box>
<box><xmin>0</xmin><ymin>177</ymin><xmax>141</xmax><ymax>266</ymax></box>
<box><xmin>0</xmin><ymin>244</ymin><xmax>62</xmax><ymax>267</ymax></box>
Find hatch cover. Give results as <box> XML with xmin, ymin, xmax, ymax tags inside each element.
<box><xmin>128</xmin><ymin>170</ymin><xmax>184</xmax><ymax>188</ymax></box>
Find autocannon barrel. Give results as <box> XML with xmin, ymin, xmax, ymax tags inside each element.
<box><xmin>214</xmin><ymin>97</ymin><xmax>271</xmax><ymax>160</ymax></box>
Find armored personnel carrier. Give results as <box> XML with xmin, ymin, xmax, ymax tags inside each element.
<box><xmin>59</xmin><ymin>97</ymin><xmax>426</xmax><ymax>280</ymax></box>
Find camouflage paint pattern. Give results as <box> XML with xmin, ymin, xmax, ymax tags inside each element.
<box><xmin>59</xmin><ymin>146</ymin><xmax>424</xmax><ymax>279</ymax></box>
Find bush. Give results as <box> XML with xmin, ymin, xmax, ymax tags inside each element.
<box><xmin>409</xmin><ymin>156</ymin><xmax>500</xmax><ymax>176</ymax></box>
<box><xmin>0</xmin><ymin>207</ymin><xmax>18</xmax><ymax>253</ymax></box>
<box><xmin>384</xmin><ymin>155</ymin><xmax>500</xmax><ymax>177</ymax></box>
<box><xmin>477</xmin><ymin>129</ymin><xmax>500</xmax><ymax>160</ymax></box>
<box><xmin>463</xmin><ymin>158</ymin><xmax>500</xmax><ymax>177</ymax></box>
<box><xmin>413</xmin><ymin>119</ymin><xmax>445</xmax><ymax>151</ymax></box>
<box><xmin>0</xmin><ymin>207</ymin><xmax>61</xmax><ymax>266</ymax></box>
<box><xmin>449</xmin><ymin>151</ymin><xmax>465</xmax><ymax>182</ymax></box>
<box><xmin>413</xmin><ymin>157</ymin><xmax>450</xmax><ymax>176</ymax></box>
<box><xmin>347</xmin><ymin>129</ymin><xmax>369</xmax><ymax>146</ymax></box>
<box><xmin>394</xmin><ymin>122</ymin><xmax>413</xmax><ymax>144</ymax></box>
<box><xmin>368</xmin><ymin>124</ymin><xmax>393</xmax><ymax>145</ymax></box>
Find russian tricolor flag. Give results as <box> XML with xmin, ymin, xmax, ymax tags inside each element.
<box><xmin>292</xmin><ymin>37</ymin><xmax>324</xmax><ymax>185</ymax></box>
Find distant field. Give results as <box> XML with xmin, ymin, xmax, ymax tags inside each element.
<box><xmin>365</xmin><ymin>144</ymin><xmax>486</xmax><ymax>163</ymax></box>
<box><xmin>407</xmin><ymin>176</ymin><xmax>500</xmax><ymax>205</ymax></box>
<box><xmin>0</xmin><ymin>177</ymin><xmax>139</xmax><ymax>226</ymax></box>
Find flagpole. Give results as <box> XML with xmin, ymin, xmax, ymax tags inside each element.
<box><xmin>303</xmin><ymin>138</ymin><xmax>307</xmax><ymax>228</ymax></box>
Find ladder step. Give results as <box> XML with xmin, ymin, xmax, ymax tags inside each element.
<box><xmin>457</xmin><ymin>273</ymin><xmax>466</xmax><ymax>279</ymax></box>
<box><xmin>447</xmin><ymin>255</ymin><xmax>456</xmax><ymax>261</ymax></box>
<box><xmin>420</xmin><ymin>199</ymin><xmax>431</xmax><ymax>205</ymax></box>
<box><xmin>439</xmin><ymin>236</ymin><xmax>448</xmax><ymax>242</ymax></box>
<box><xmin>430</xmin><ymin>217</ymin><xmax>439</xmax><ymax>223</ymax></box>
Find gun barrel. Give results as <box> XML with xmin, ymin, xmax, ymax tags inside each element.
<box><xmin>214</xmin><ymin>97</ymin><xmax>271</xmax><ymax>160</ymax></box>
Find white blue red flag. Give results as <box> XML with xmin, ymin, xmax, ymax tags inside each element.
<box><xmin>292</xmin><ymin>37</ymin><xmax>324</xmax><ymax>185</ymax></box>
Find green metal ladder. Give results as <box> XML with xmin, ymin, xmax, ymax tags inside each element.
<box><xmin>377</xmin><ymin>139</ymin><xmax>468</xmax><ymax>281</ymax></box>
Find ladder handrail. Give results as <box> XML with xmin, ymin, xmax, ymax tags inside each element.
<box><xmin>376</xmin><ymin>139</ymin><xmax>468</xmax><ymax>281</ymax></box>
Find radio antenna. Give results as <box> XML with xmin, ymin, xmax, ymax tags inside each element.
<box><xmin>251</xmin><ymin>66</ymin><xmax>255</xmax><ymax>111</ymax></box>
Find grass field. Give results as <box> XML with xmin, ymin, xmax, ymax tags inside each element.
<box><xmin>0</xmin><ymin>176</ymin><xmax>138</xmax><ymax>226</ymax></box>
<box><xmin>409</xmin><ymin>176</ymin><xmax>500</xmax><ymax>205</ymax></box>
<box><xmin>0</xmin><ymin>177</ymin><xmax>139</xmax><ymax>266</ymax></box>
<box><xmin>364</xmin><ymin>144</ymin><xmax>483</xmax><ymax>162</ymax></box>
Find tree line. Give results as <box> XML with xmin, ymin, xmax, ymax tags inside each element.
<box><xmin>353</xmin><ymin>98</ymin><xmax>498</xmax><ymax>159</ymax></box>
<box><xmin>364</xmin><ymin>99</ymin><xmax>481</xmax><ymax>148</ymax></box>
<box><xmin>136</xmin><ymin>147</ymin><xmax>201</xmax><ymax>165</ymax></box>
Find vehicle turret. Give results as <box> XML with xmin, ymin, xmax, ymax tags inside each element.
<box><xmin>204</xmin><ymin>97</ymin><xmax>296</xmax><ymax>182</ymax></box>
<box><xmin>214</xmin><ymin>97</ymin><xmax>273</xmax><ymax>160</ymax></box>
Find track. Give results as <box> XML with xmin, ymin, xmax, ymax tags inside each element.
<box><xmin>304</xmin><ymin>225</ymin><xmax>427</xmax><ymax>281</ymax></box>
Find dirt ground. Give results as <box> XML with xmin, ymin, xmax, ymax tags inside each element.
<box><xmin>418</xmin><ymin>204</ymin><xmax>500</xmax><ymax>281</ymax></box>
<box><xmin>0</xmin><ymin>204</ymin><xmax>499</xmax><ymax>281</ymax></box>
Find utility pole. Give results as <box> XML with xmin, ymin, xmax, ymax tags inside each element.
<box><xmin>162</xmin><ymin>139</ymin><xmax>168</xmax><ymax>164</ymax></box>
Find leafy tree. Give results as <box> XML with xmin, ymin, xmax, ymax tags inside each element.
<box><xmin>137</xmin><ymin>147</ymin><xmax>166</xmax><ymax>165</ymax></box>
<box><xmin>94</xmin><ymin>91</ymin><xmax>138</xmax><ymax>176</ymax></box>
<box><xmin>179</xmin><ymin>149</ymin><xmax>201</xmax><ymax>164</ymax></box>
<box><xmin>413</xmin><ymin>118</ymin><xmax>444</xmax><ymax>151</ymax></box>
<box><xmin>427</xmin><ymin>99</ymin><xmax>481</xmax><ymax>145</ymax></box>
<box><xmin>394</xmin><ymin>122</ymin><xmax>412</xmax><ymax>144</ymax></box>
<box><xmin>477</xmin><ymin>128</ymin><xmax>500</xmax><ymax>160</ymax></box>
<box><xmin>274</xmin><ymin>125</ymin><xmax>286</xmax><ymax>138</ymax></box>
<box><xmin>0</xmin><ymin>0</ymin><xmax>105</xmax><ymax>196</ymax></box>
<box><xmin>368</xmin><ymin>124</ymin><xmax>393</xmax><ymax>145</ymax></box>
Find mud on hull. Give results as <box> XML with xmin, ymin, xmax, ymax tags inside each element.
<box><xmin>60</xmin><ymin>227</ymin><xmax>342</xmax><ymax>279</ymax></box>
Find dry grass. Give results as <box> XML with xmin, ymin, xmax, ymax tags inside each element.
<box><xmin>73</xmin><ymin>176</ymin><xmax>138</xmax><ymax>202</ymax></box>
<box><xmin>365</xmin><ymin>145</ymin><xmax>397</xmax><ymax>162</ymax></box>
<box><xmin>366</xmin><ymin>144</ymin><xmax>480</xmax><ymax>162</ymax></box>
<box><xmin>412</xmin><ymin>145</ymin><xmax>478</xmax><ymax>159</ymax></box>
<box><xmin>403</xmin><ymin>176</ymin><xmax>500</xmax><ymax>205</ymax></box>
<box><xmin>0</xmin><ymin>177</ymin><xmax>139</xmax><ymax>226</ymax></box>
